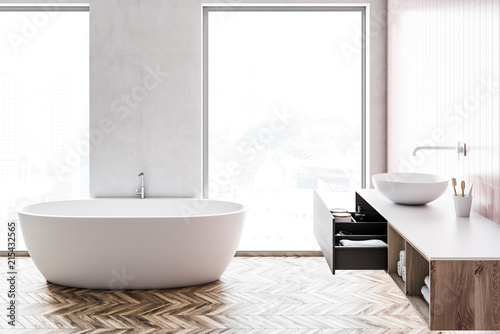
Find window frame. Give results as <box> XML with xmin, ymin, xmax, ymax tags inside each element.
<box><xmin>0</xmin><ymin>4</ymin><xmax>88</xmax><ymax>11</ymax></box>
<box><xmin>202</xmin><ymin>4</ymin><xmax>369</xmax><ymax>198</ymax></box>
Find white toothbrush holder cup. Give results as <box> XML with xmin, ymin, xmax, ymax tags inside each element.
<box><xmin>453</xmin><ymin>195</ymin><xmax>473</xmax><ymax>217</ymax></box>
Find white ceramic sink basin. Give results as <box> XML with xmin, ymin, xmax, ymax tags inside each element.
<box><xmin>372</xmin><ymin>173</ymin><xmax>449</xmax><ymax>205</ymax></box>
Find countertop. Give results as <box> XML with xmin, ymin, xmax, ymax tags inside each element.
<box><xmin>355</xmin><ymin>189</ymin><xmax>500</xmax><ymax>261</ymax></box>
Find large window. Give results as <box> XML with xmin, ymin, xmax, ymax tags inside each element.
<box><xmin>0</xmin><ymin>5</ymin><xmax>89</xmax><ymax>251</ymax></box>
<box><xmin>204</xmin><ymin>6</ymin><xmax>367</xmax><ymax>251</ymax></box>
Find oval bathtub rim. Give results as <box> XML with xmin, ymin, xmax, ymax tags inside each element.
<box><xmin>17</xmin><ymin>198</ymin><xmax>246</xmax><ymax>220</ymax></box>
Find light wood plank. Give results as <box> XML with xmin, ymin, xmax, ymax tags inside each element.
<box><xmin>389</xmin><ymin>272</ymin><xmax>405</xmax><ymax>293</ymax></box>
<box><xmin>0</xmin><ymin>257</ymin><xmax>440</xmax><ymax>332</ymax></box>
<box><xmin>407</xmin><ymin>295</ymin><xmax>430</xmax><ymax>325</ymax></box>
<box><xmin>388</xmin><ymin>224</ymin><xmax>405</xmax><ymax>275</ymax></box>
<box><xmin>430</xmin><ymin>261</ymin><xmax>475</xmax><ymax>330</ymax></box>
<box><xmin>405</xmin><ymin>242</ymin><xmax>429</xmax><ymax>296</ymax></box>
<box><xmin>474</xmin><ymin>260</ymin><xmax>500</xmax><ymax>330</ymax></box>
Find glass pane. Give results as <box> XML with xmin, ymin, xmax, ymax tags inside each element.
<box><xmin>0</xmin><ymin>10</ymin><xmax>89</xmax><ymax>250</ymax></box>
<box><xmin>208</xmin><ymin>10</ymin><xmax>362</xmax><ymax>251</ymax></box>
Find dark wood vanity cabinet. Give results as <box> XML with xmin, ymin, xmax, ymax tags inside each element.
<box><xmin>313</xmin><ymin>191</ymin><xmax>388</xmax><ymax>274</ymax></box>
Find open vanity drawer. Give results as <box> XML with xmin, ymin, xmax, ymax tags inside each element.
<box><xmin>334</xmin><ymin>220</ymin><xmax>387</xmax><ymax>270</ymax></box>
<box><xmin>313</xmin><ymin>191</ymin><xmax>388</xmax><ymax>274</ymax></box>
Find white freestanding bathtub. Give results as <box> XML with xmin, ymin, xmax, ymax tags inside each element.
<box><xmin>18</xmin><ymin>198</ymin><xmax>246</xmax><ymax>289</ymax></box>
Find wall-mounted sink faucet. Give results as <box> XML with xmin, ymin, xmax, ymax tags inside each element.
<box><xmin>412</xmin><ymin>141</ymin><xmax>467</xmax><ymax>160</ymax></box>
<box><xmin>136</xmin><ymin>172</ymin><xmax>145</xmax><ymax>199</ymax></box>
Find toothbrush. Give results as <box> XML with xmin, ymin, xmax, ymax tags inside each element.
<box><xmin>461</xmin><ymin>180</ymin><xmax>466</xmax><ymax>197</ymax></box>
<box><xmin>467</xmin><ymin>182</ymin><xmax>474</xmax><ymax>197</ymax></box>
<box><xmin>451</xmin><ymin>178</ymin><xmax>458</xmax><ymax>196</ymax></box>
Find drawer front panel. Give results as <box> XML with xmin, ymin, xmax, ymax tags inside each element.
<box><xmin>335</xmin><ymin>246</ymin><xmax>388</xmax><ymax>270</ymax></box>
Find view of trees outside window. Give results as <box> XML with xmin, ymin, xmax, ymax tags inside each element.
<box><xmin>207</xmin><ymin>10</ymin><xmax>363</xmax><ymax>251</ymax></box>
<box><xmin>0</xmin><ymin>10</ymin><xmax>89</xmax><ymax>250</ymax></box>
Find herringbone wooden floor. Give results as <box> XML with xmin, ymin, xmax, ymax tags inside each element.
<box><xmin>0</xmin><ymin>256</ymin><xmax>475</xmax><ymax>333</ymax></box>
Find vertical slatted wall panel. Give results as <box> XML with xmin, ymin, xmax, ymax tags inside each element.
<box><xmin>387</xmin><ymin>0</ymin><xmax>500</xmax><ymax>224</ymax></box>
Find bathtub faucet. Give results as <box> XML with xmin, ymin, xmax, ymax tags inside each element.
<box><xmin>136</xmin><ymin>172</ymin><xmax>145</xmax><ymax>199</ymax></box>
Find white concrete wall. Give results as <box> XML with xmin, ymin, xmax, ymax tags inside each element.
<box><xmin>2</xmin><ymin>0</ymin><xmax>387</xmax><ymax>197</ymax></box>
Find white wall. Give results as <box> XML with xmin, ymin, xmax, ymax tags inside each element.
<box><xmin>2</xmin><ymin>0</ymin><xmax>387</xmax><ymax>197</ymax></box>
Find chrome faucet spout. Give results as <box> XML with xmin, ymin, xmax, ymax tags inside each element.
<box><xmin>412</xmin><ymin>146</ymin><xmax>457</xmax><ymax>156</ymax></box>
<box><xmin>412</xmin><ymin>141</ymin><xmax>467</xmax><ymax>160</ymax></box>
<box><xmin>136</xmin><ymin>172</ymin><xmax>145</xmax><ymax>199</ymax></box>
